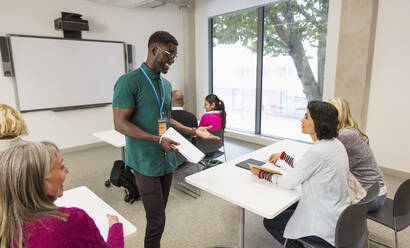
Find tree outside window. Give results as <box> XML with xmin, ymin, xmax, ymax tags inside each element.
<box><xmin>212</xmin><ymin>0</ymin><xmax>329</xmax><ymax>141</ymax></box>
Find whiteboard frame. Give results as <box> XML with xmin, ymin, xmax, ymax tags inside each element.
<box><xmin>8</xmin><ymin>34</ymin><xmax>128</xmax><ymax>113</ymax></box>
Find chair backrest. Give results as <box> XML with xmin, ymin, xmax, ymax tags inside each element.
<box><xmin>335</xmin><ymin>200</ymin><xmax>373</xmax><ymax>248</ymax></box>
<box><xmin>361</xmin><ymin>182</ymin><xmax>380</xmax><ymax>203</ymax></box>
<box><xmin>335</xmin><ymin>184</ymin><xmax>378</xmax><ymax>248</ymax></box>
<box><xmin>171</xmin><ymin>110</ymin><xmax>198</xmax><ymax>139</ymax></box>
<box><xmin>393</xmin><ymin>179</ymin><xmax>410</xmax><ymax>230</ymax></box>
<box><xmin>195</xmin><ymin>128</ymin><xmax>224</xmax><ymax>154</ymax></box>
<box><xmin>393</xmin><ymin>179</ymin><xmax>410</xmax><ymax>217</ymax></box>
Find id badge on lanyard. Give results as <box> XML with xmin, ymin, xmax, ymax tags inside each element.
<box><xmin>158</xmin><ymin>113</ymin><xmax>167</xmax><ymax>136</ymax></box>
<box><xmin>140</xmin><ymin>67</ymin><xmax>167</xmax><ymax>136</ymax></box>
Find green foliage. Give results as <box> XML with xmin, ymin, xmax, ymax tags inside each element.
<box><xmin>212</xmin><ymin>0</ymin><xmax>329</xmax><ymax>57</ymax></box>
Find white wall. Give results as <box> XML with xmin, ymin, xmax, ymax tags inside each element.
<box><xmin>367</xmin><ymin>0</ymin><xmax>410</xmax><ymax>173</ymax></box>
<box><xmin>0</xmin><ymin>0</ymin><xmax>184</xmax><ymax>149</ymax></box>
<box><xmin>194</xmin><ymin>0</ymin><xmax>340</xmax><ymax>115</ymax></box>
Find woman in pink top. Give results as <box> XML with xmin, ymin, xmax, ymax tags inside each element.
<box><xmin>0</xmin><ymin>141</ymin><xmax>124</xmax><ymax>248</ymax></box>
<box><xmin>199</xmin><ymin>94</ymin><xmax>226</xmax><ymax>131</ymax></box>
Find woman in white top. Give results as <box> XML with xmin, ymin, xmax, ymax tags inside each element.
<box><xmin>328</xmin><ymin>97</ymin><xmax>387</xmax><ymax>212</ymax></box>
<box><xmin>250</xmin><ymin>101</ymin><xmax>350</xmax><ymax>247</ymax></box>
<box><xmin>0</xmin><ymin>104</ymin><xmax>29</xmax><ymax>152</ymax></box>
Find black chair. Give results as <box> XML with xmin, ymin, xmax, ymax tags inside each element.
<box><xmin>195</xmin><ymin>128</ymin><xmax>226</xmax><ymax>162</ymax></box>
<box><xmin>298</xmin><ymin>183</ymin><xmax>379</xmax><ymax>248</ymax></box>
<box><xmin>368</xmin><ymin>179</ymin><xmax>410</xmax><ymax>248</ymax></box>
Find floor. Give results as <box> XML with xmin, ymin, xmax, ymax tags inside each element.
<box><xmin>62</xmin><ymin>138</ymin><xmax>409</xmax><ymax>248</ymax></box>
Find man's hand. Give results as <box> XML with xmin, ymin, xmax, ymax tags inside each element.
<box><xmin>160</xmin><ymin>137</ymin><xmax>180</xmax><ymax>152</ymax></box>
<box><xmin>269</xmin><ymin>153</ymin><xmax>281</xmax><ymax>164</ymax></box>
<box><xmin>195</xmin><ymin>126</ymin><xmax>220</xmax><ymax>140</ymax></box>
<box><xmin>249</xmin><ymin>164</ymin><xmax>261</xmax><ymax>175</ymax></box>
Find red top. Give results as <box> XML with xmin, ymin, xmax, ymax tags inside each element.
<box><xmin>16</xmin><ymin>207</ymin><xmax>124</xmax><ymax>248</ymax></box>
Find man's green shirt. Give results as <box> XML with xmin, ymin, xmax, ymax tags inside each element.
<box><xmin>112</xmin><ymin>63</ymin><xmax>177</xmax><ymax>176</ymax></box>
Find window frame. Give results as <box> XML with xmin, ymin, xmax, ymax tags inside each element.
<box><xmin>209</xmin><ymin>3</ymin><xmax>326</xmax><ymax>142</ymax></box>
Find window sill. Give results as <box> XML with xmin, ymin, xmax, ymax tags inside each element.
<box><xmin>224</xmin><ymin>129</ymin><xmax>281</xmax><ymax>146</ymax></box>
<box><xmin>224</xmin><ymin>129</ymin><xmax>313</xmax><ymax>147</ymax></box>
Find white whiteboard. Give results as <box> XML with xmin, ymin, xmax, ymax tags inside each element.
<box><xmin>9</xmin><ymin>35</ymin><xmax>126</xmax><ymax>112</ymax></box>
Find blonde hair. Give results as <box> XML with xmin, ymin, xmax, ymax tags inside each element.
<box><xmin>327</xmin><ymin>97</ymin><xmax>369</xmax><ymax>144</ymax></box>
<box><xmin>0</xmin><ymin>104</ymin><xmax>29</xmax><ymax>138</ymax></box>
<box><xmin>0</xmin><ymin>141</ymin><xmax>67</xmax><ymax>248</ymax></box>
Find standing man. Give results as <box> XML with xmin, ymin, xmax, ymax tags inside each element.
<box><xmin>112</xmin><ymin>31</ymin><xmax>217</xmax><ymax>248</ymax></box>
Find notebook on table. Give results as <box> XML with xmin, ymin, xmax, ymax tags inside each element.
<box><xmin>235</xmin><ymin>158</ymin><xmax>264</xmax><ymax>170</ymax></box>
<box><xmin>236</xmin><ymin>158</ymin><xmax>289</xmax><ymax>175</ymax></box>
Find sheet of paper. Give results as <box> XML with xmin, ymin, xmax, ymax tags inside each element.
<box><xmin>162</xmin><ymin>127</ymin><xmax>205</xmax><ymax>163</ymax></box>
<box><xmin>261</xmin><ymin>162</ymin><xmax>292</xmax><ymax>175</ymax></box>
<box><xmin>275</xmin><ymin>159</ymin><xmax>293</xmax><ymax>170</ymax></box>
<box><xmin>55</xmin><ymin>186</ymin><xmax>137</xmax><ymax>241</ymax></box>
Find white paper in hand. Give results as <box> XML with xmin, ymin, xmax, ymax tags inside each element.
<box><xmin>275</xmin><ymin>159</ymin><xmax>293</xmax><ymax>170</ymax></box>
<box><xmin>162</xmin><ymin>127</ymin><xmax>205</xmax><ymax>163</ymax></box>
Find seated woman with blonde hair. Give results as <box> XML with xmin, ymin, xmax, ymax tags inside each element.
<box><xmin>0</xmin><ymin>104</ymin><xmax>29</xmax><ymax>152</ymax></box>
<box><xmin>0</xmin><ymin>141</ymin><xmax>124</xmax><ymax>248</ymax></box>
<box><xmin>328</xmin><ymin>97</ymin><xmax>387</xmax><ymax>212</ymax></box>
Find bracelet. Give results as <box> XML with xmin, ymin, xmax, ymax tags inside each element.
<box><xmin>158</xmin><ymin>136</ymin><xmax>164</xmax><ymax>144</ymax></box>
<box><xmin>258</xmin><ymin>170</ymin><xmax>263</xmax><ymax>179</ymax></box>
<box><xmin>192</xmin><ymin>127</ymin><xmax>197</xmax><ymax>137</ymax></box>
<box><xmin>280</xmin><ymin>151</ymin><xmax>286</xmax><ymax>160</ymax></box>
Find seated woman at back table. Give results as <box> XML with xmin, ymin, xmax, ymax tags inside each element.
<box><xmin>328</xmin><ymin>97</ymin><xmax>387</xmax><ymax>212</ymax></box>
<box><xmin>0</xmin><ymin>104</ymin><xmax>29</xmax><ymax>152</ymax></box>
<box><xmin>198</xmin><ymin>94</ymin><xmax>226</xmax><ymax>131</ymax></box>
<box><xmin>250</xmin><ymin>101</ymin><xmax>350</xmax><ymax>248</ymax></box>
<box><xmin>0</xmin><ymin>141</ymin><xmax>124</xmax><ymax>248</ymax></box>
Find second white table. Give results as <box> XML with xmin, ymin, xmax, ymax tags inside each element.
<box><xmin>185</xmin><ymin>139</ymin><xmax>311</xmax><ymax>248</ymax></box>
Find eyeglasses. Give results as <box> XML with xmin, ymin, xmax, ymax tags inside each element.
<box><xmin>157</xmin><ymin>46</ymin><xmax>178</xmax><ymax>60</ymax></box>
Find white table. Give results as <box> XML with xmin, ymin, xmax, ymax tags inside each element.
<box><xmin>93</xmin><ymin>130</ymin><xmax>126</xmax><ymax>159</ymax></box>
<box><xmin>185</xmin><ymin>139</ymin><xmax>311</xmax><ymax>248</ymax></box>
<box><xmin>55</xmin><ymin>186</ymin><xmax>137</xmax><ymax>241</ymax></box>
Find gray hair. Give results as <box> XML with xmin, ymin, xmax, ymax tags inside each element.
<box><xmin>0</xmin><ymin>141</ymin><xmax>67</xmax><ymax>248</ymax></box>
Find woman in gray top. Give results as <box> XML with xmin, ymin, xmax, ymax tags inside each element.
<box><xmin>328</xmin><ymin>97</ymin><xmax>386</xmax><ymax>212</ymax></box>
<box><xmin>250</xmin><ymin>101</ymin><xmax>350</xmax><ymax>247</ymax></box>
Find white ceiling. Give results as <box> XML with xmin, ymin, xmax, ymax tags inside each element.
<box><xmin>84</xmin><ymin>0</ymin><xmax>191</xmax><ymax>8</ymax></box>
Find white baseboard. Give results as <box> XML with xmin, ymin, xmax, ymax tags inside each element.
<box><xmin>379</xmin><ymin>166</ymin><xmax>410</xmax><ymax>180</ymax></box>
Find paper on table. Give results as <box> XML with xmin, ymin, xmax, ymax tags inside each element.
<box><xmin>55</xmin><ymin>186</ymin><xmax>136</xmax><ymax>241</ymax></box>
<box><xmin>248</xmin><ymin>163</ymin><xmax>283</xmax><ymax>175</ymax></box>
<box><xmin>162</xmin><ymin>127</ymin><xmax>205</xmax><ymax>163</ymax></box>
<box><xmin>275</xmin><ymin>159</ymin><xmax>293</xmax><ymax>169</ymax></box>
<box><xmin>250</xmin><ymin>162</ymin><xmax>293</xmax><ymax>175</ymax></box>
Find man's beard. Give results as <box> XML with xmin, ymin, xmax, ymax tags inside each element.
<box><xmin>153</xmin><ymin>56</ymin><xmax>167</xmax><ymax>74</ymax></box>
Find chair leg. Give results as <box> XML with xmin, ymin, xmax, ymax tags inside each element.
<box><xmin>223</xmin><ymin>145</ymin><xmax>227</xmax><ymax>162</ymax></box>
<box><xmin>394</xmin><ymin>218</ymin><xmax>398</xmax><ymax>248</ymax></box>
<box><xmin>394</xmin><ymin>229</ymin><xmax>398</xmax><ymax>248</ymax></box>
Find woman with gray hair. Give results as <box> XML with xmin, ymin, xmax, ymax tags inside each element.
<box><xmin>0</xmin><ymin>141</ymin><xmax>124</xmax><ymax>248</ymax></box>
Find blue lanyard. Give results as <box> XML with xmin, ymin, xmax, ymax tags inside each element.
<box><xmin>140</xmin><ymin>67</ymin><xmax>165</xmax><ymax>116</ymax></box>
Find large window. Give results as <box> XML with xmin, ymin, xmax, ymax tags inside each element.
<box><xmin>211</xmin><ymin>0</ymin><xmax>329</xmax><ymax>142</ymax></box>
<box><xmin>212</xmin><ymin>9</ymin><xmax>258</xmax><ymax>133</ymax></box>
